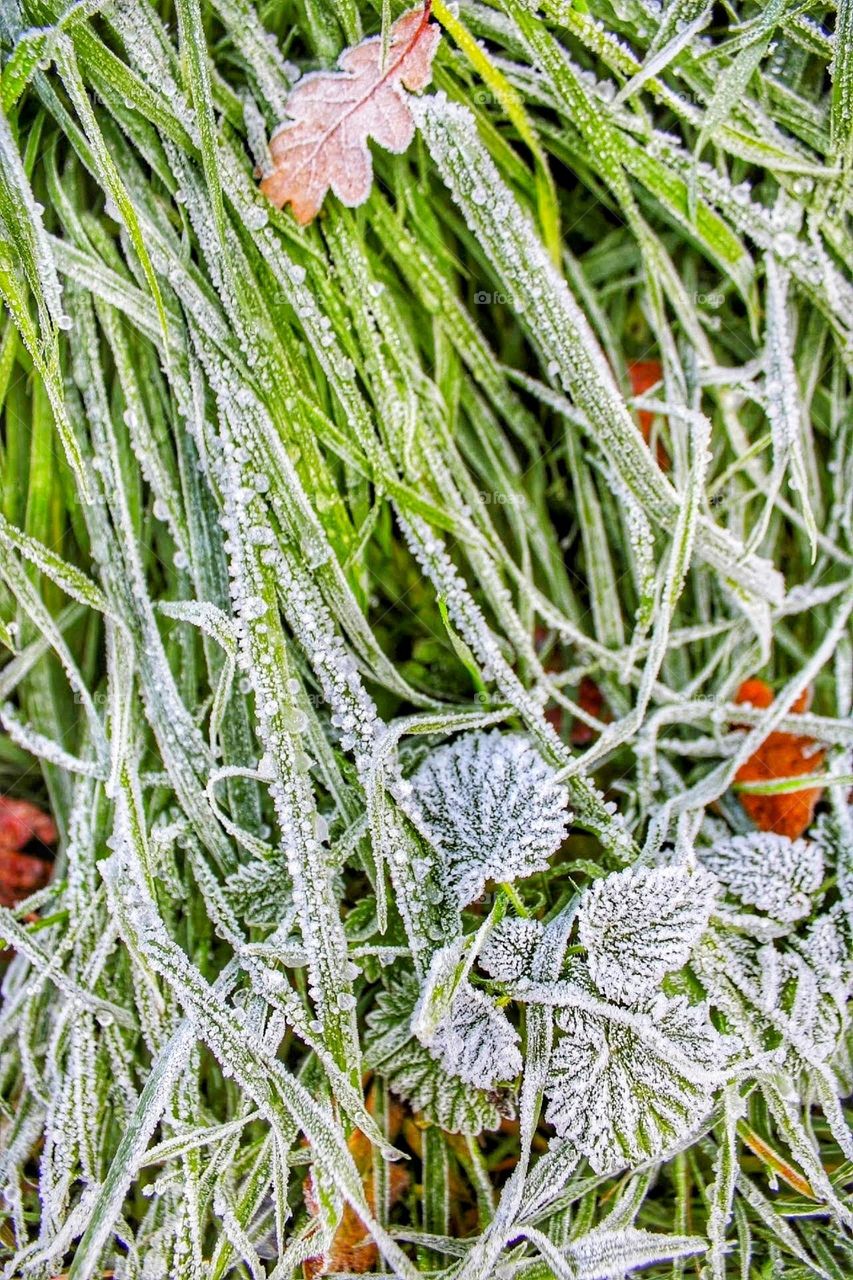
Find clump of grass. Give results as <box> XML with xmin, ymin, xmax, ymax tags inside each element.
<box><xmin>0</xmin><ymin>2</ymin><xmax>851</xmax><ymax>1277</ymax></box>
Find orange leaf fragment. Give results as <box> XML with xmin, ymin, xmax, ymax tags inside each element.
<box><xmin>627</xmin><ymin>360</ymin><xmax>670</xmax><ymax>470</ymax></box>
<box><xmin>304</xmin><ymin>1094</ymin><xmax>410</xmax><ymax>1277</ymax></box>
<box><xmin>733</xmin><ymin>678</ymin><xmax>825</xmax><ymax>840</ymax></box>
<box><xmin>0</xmin><ymin>796</ymin><xmax>55</xmax><ymax>911</ymax></box>
<box><xmin>260</xmin><ymin>4</ymin><xmax>440</xmax><ymax>224</ymax></box>
<box><xmin>0</xmin><ymin>795</ymin><xmax>57</xmax><ymax>850</ymax></box>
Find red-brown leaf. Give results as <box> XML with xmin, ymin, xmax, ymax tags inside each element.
<box><xmin>303</xmin><ymin>1092</ymin><xmax>409</xmax><ymax>1277</ymax></box>
<box><xmin>733</xmin><ymin>678</ymin><xmax>825</xmax><ymax>840</ymax></box>
<box><xmin>627</xmin><ymin>360</ymin><xmax>670</xmax><ymax>470</ymax></box>
<box><xmin>260</xmin><ymin>4</ymin><xmax>440</xmax><ymax>224</ymax></box>
<box><xmin>570</xmin><ymin>675</ymin><xmax>610</xmax><ymax>746</ymax></box>
<box><xmin>0</xmin><ymin>796</ymin><xmax>56</xmax><ymax>916</ymax></box>
<box><xmin>0</xmin><ymin>848</ymin><xmax>53</xmax><ymax>909</ymax></box>
<box><xmin>0</xmin><ymin>795</ymin><xmax>57</xmax><ymax>850</ymax></box>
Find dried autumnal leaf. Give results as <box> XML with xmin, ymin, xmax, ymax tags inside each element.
<box><xmin>0</xmin><ymin>795</ymin><xmax>55</xmax><ymax>911</ymax></box>
<box><xmin>733</xmin><ymin>678</ymin><xmax>825</xmax><ymax>839</ymax></box>
<box><xmin>628</xmin><ymin>359</ymin><xmax>670</xmax><ymax>470</ymax></box>
<box><xmin>260</xmin><ymin>4</ymin><xmax>440</xmax><ymax>224</ymax></box>
<box><xmin>0</xmin><ymin>848</ymin><xmax>53</xmax><ymax>909</ymax></box>
<box><xmin>570</xmin><ymin>675</ymin><xmax>610</xmax><ymax>746</ymax></box>
<box><xmin>0</xmin><ymin>794</ymin><xmax>57</xmax><ymax>849</ymax></box>
<box><xmin>304</xmin><ymin>1090</ymin><xmax>409</xmax><ymax>1277</ymax></box>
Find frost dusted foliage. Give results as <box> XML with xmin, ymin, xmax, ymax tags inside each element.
<box><xmin>224</xmin><ymin>852</ymin><xmax>292</xmax><ymax>925</ymax></box>
<box><xmin>1</xmin><ymin>0</ymin><xmax>852</xmax><ymax>1276</ymax></box>
<box><xmin>364</xmin><ymin>974</ymin><xmax>511</xmax><ymax>1135</ymax></box>
<box><xmin>363</xmin><ymin>730</ymin><xmax>561</xmax><ymax>1127</ymax></box>
<box><xmin>546</xmin><ymin>981</ymin><xmax>729</xmax><ymax>1173</ymax></box>
<box><xmin>408</xmin><ymin>730</ymin><xmax>571</xmax><ymax>907</ymax></box>
<box><xmin>578</xmin><ymin>863</ymin><xmax>718</xmax><ymax>1003</ymax></box>
<box><xmin>260</xmin><ymin>5</ymin><xmax>440</xmax><ymax>222</ymax></box>
<box><xmin>429</xmin><ymin>983</ymin><xmax>522</xmax><ymax>1089</ymax></box>
<box><xmin>701</xmin><ymin>831</ymin><xmax>823</xmax><ymax>923</ymax></box>
<box><xmin>535</xmin><ymin>863</ymin><xmax>731</xmax><ymax>1171</ymax></box>
<box><xmin>479</xmin><ymin>916</ymin><xmax>543</xmax><ymax>981</ymax></box>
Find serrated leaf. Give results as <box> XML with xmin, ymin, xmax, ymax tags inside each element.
<box><xmin>409</xmin><ymin>730</ymin><xmax>571</xmax><ymax>908</ymax></box>
<box><xmin>223</xmin><ymin>856</ymin><xmax>293</xmax><ymax>926</ymax></box>
<box><xmin>364</xmin><ymin>973</ymin><xmax>511</xmax><ymax>1134</ymax></box>
<box><xmin>545</xmin><ymin>973</ymin><xmax>730</xmax><ymax>1173</ymax></box>
<box><xmin>700</xmin><ymin>831</ymin><xmax>823</xmax><ymax>924</ymax></box>
<box><xmin>427</xmin><ymin>982</ymin><xmax>521</xmax><ymax>1089</ymax></box>
<box><xmin>479</xmin><ymin>917</ymin><xmax>544</xmax><ymax>982</ymax></box>
<box><xmin>578</xmin><ymin>864</ymin><xmax>717</xmax><ymax>1005</ymax></box>
<box><xmin>260</xmin><ymin>5</ymin><xmax>440</xmax><ymax>222</ymax></box>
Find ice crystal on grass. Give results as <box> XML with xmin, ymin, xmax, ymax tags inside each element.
<box><xmin>1</xmin><ymin>0</ymin><xmax>851</xmax><ymax>1272</ymax></box>
<box><xmin>578</xmin><ymin>864</ymin><xmax>718</xmax><ymax>1004</ymax></box>
<box><xmin>409</xmin><ymin>730</ymin><xmax>571</xmax><ymax>907</ymax></box>
<box><xmin>565</xmin><ymin>1227</ymin><xmax>708</xmax><ymax>1279</ymax></box>
<box><xmin>701</xmin><ymin>832</ymin><xmax>824</xmax><ymax>924</ymax></box>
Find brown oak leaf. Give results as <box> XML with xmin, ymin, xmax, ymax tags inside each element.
<box><xmin>733</xmin><ymin>678</ymin><xmax>825</xmax><ymax>840</ymax></box>
<box><xmin>260</xmin><ymin>4</ymin><xmax>440</xmax><ymax>224</ymax></box>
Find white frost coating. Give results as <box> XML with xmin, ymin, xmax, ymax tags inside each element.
<box><xmin>579</xmin><ymin>864</ymin><xmax>717</xmax><ymax>1004</ymax></box>
<box><xmin>410</xmin><ymin>730</ymin><xmax>571</xmax><ymax>907</ymax></box>
<box><xmin>700</xmin><ymin>832</ymin><xmax>823</xmax><ymax>923</ymax></box>
<box><xmin>399</xmin><ymin>513</ymin><xmax>633</xmax><ymax>862</ymax></box>
<box><xmin>364</xmin><ymin>974</ymin><xmax>508</xmax><ymax>1135</ymax></box>
<box><xmin>429</xmin><ymin>984</ymin><xmax>522</xmax><ymax>1089</ymax></box>
<box><xmin>224</xmin><ymin>856</ymin><xmax>292</xmax><ymax>926</ymax></box>
<box><xmin>763</xmin><ymin>253</ymin><xmax>818</xmax><ymax>553</ymax></box>
<box><xmin>413</xmin><ymin>92</ymin><xmax>784</xmax><ymax>606</ymax></box>
<box><xmin>479</xmin><ymin>917</ymin><xmax>544</xmax><ymax>982</ymax></box>
<box><xmin>545</xmin><ymin>983</ymin><xmax>730</xmax><ymax>1172</ymax></box>
<box><xmin>0</xmin><ymin>108</ymin><xmax>66</xmax><ymax>329</ymax></box>
<box><xmin>566</xmin><ymin>1226</ymin><xmax>708</xmax><ymax>1280</ymax></box>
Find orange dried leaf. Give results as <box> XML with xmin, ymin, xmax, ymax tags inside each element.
<box><xmin>733</xmin><ymin>679</ymin><xmax>824</xmax><ymax>840</ymax></box>
<box><xmin>304</xmin><ymin>1094</ymin><xmax>409</xmax><ymax>1277</ymax></box>
<box><xmin>260</xmin><ymin>4</ymin><xmax>440</xmax><ymax>224</ymax></box>
<box><xmin>0</xmin><ymin>795</ymin><xmax>57</xmax><ymax>849</ymax></box>
<box><xmin>0</xmin><ymin>848</ymin><xmax>53</xmax><ymax>909</ymax></box>
<box><xmin>627</xmin><ymin>360</ymin><xmax>669</xmax><ymax>470</ymax></box>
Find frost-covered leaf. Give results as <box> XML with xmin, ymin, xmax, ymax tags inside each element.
<box><xmin>479</xmin><ymin>917</ymin><xmax>544</xmax><ymax>981</ymax></box>
<box><xmin>427</xmin><ymin>982</ymin><xmax>521</xmax><ymax>1089</ymax></box>
<box><xmin>411</xmin><ymin>935</ymin><xmax>470</xmax><ymax>1042</ymax></box>
<box><xmin>578</xmin><ymin>864</ymin><xmax>717</xmax><ymax>1005</ymax></box>
<box><xmin>260</xmin><ymin>5</ymin><xmax>440</xmax><ymax>222</ymax></box>
<box><xmin>364</xmin><ymin>973</ymin><xmax>511</xmax><ymax>1134</ymax></box>
<box><xmin>545</xmin><ymin>969</ymin><xmax>731</xmax><ymax>1172</ymax></box>
<box><xmin>409</xmin><ymin>731</ymin><xmax>570</xmax><ymax>908</ymax></box>
<box><xmin>700</xmin><ymin>832</ymin><xmax>823</xmax><ymax>924</ymax></box>
<box><xmin>224</xmin><ymin>855</ymin><xmax>292</xmax><ymax>926</ymax></box>
<box><xmin>779</xmin><ymin>945</ymin><xmax>848</xmax><ymax>1068</ymax></box>
<box><xmin>695</xmin><ymin>921</ymin><xmax>849</xmax><ymax>1078</ymax></box>
<box><xmin>804</xmin><ymin>905</ymin><xmax>853</xmax><ymax>990</ymax></box>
